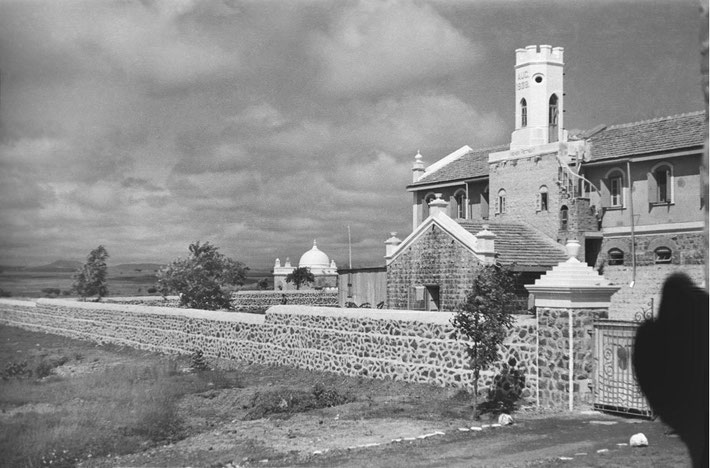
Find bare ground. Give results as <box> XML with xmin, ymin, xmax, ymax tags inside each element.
<box><xmin>0</xmin><ymin>325</ymin><xmax>692</xmax><ymax>468</ymax></box>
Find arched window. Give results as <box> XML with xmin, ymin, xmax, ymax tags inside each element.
<box><xmin>537</xmin><ymin>185</ymin><xmax>548</xmax><ymax>212</ymax></box>
<box><xmin>649</xmin><ymin>162</ymin><xmax>673</xmax><ymax>204</ymax></box>
<box><xmin>548</xmin><ymin>94</ymin><xmax>559</xmax><ymax>143</ymax></box>
<box><xmin>560</xmin><ymin>205</ymin><xmax>568</xmax><ymax>230</ymax></box>
<box><xmin>453</xmin><ymin>190</ymin><xmax>466</xmax><ymax>219</ymax></box>
<box><xmin>496</xmin><ymin>189</ymin><xmax>507</xmax><ymax>215</ymax></box>
<box><xmin>520</xmin><ymin>98</ymin><xmax>527</xmax><ymax>128</ymax></box>
<box><xmin>608</xmin><ymin>248</ymin><xmax>624</xmax><ymax>266</ymax></box>
<box><xmin>603</xmin><ymin>169</ymin><xmax>625</xmax><ymax>208</ymax></box>
<box><xmin>654</xmin><ymin>246</ymin><xmax>672</xmax><ymax>264</ymax></box>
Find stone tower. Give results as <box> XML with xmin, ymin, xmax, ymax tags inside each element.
<box><xmin>510</xmin><ymin>45</ymin><xmax>564</xmax><ymax>149</ymax></box>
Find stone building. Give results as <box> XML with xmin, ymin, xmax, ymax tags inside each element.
<box><xmin>273</xmin><ymin>240</ymin><xmax>338</xmax><ymax>291</ymax></box>
<box><xmin>386</xmin><ymin>44</ymin><xmax>706</xmax><ymax>317</ymax></box>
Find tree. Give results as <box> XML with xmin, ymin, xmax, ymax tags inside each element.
<box><xmin>256</xmin><ymin>278</ymin><xmax>269</xmax><ymax>290</ymax></box>
<box><xmin>451</xmin><ymin>265</ymin><xmax>518</xmax><ymax>417</ymax></box>
<box><xmin>285</xmin><ymin>267</ymin><xmax>315</xmax><ymax>290</ymax></box>
<box><xmin>72</xmin><ymin>245</ymin><xmax>110</xmax><ymax>301</ymax></box>
<box><xmin>156</xmin><ymin>241</ymin><xmax>248</xmax><ymax>310</ymax></box>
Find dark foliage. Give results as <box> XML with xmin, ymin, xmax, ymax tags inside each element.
<box><xmin>156</xmin><ymin>241</ymin><xmax>248</xmax><ymax>310</ymax></box>
<box><xmin>452</xmin><ymin>265</ymin><xmax>518</xmax><ymax>416</ymax></box>
<box><xmin>285</xmin><ymin>267</ymin><xmax>315</xmax><ymax>290</ymax></box>
<box><xmin>478</xmin><ymin>358</ymin><xmax>526</xmax><ymax>416</ymax></box>
<box><xmin>72</xmin><ymin>246</ymin><xmax>109</xmax><ymax>301</ymax></box>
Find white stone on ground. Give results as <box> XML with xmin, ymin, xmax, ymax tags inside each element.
<box><xmin>498</xmin><ymin>413</ymin><xmax>514</xmax><ymax>425</ymax></box>
<box><xmin>629</xmin><ymin>433</ymin><xmax>648</xmax><ymax>447</ymax></box>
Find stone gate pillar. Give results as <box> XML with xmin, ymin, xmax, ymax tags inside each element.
<box><xmin>526</xmin><ymin>240</ymin><xmax>619</xmax><ymax>411</ymax></box>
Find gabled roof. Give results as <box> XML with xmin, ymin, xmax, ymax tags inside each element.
<box><xmin>408</xmin><ymin>144</ymin><xmax>508</xmax><ymax>188</ymax></box>
<box><xmin>386</xmin><ymin>212</ymin><xmax>486</xmax><ymax>265</ymax></box>
<box><xmin>586</xmin><ymin>111</ymin><xmax>706</xmax><ymax>162</ymax></box>
<box><xmin>458</xmin><ymin>220</ymin><xmax>568</xmax><ymax>270</ymax></box>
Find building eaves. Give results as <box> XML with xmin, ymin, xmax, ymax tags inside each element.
<box><xmin>408</xmin><ymin>144</ymin><xmax>508</xmax><ymax>189</ymax></box>
<box><xmin>586</xmin><ymin>111</ymin><xmax>706</xmax><ymax>162</ymax></box>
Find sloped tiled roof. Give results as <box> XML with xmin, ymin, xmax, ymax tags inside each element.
<box><xmin>408</xmin><ymin>145</ymin><xmax>508</xmax><ymax>188</ymax></box>
<box><xmin>587</xmin><ymin>111</ymin><xmax>706</xmax><ymax>161</ymax></box>
<box><xmin>458</xmin><ymin>220</ymin><xmax>568</xmax><ymax>270</ymax></box>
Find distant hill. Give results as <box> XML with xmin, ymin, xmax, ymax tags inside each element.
<box><xmin>24</xmin><ymin>260</ymin><xmax>82</xmax><ymax>272</ymax></box>
<box><xmin>110</xmin><ymin>263</ymin><xmax>164</xmax><ymax>275</ymax></box>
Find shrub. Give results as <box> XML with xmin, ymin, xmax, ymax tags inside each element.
<box><xmin>41</xmin><ymin>288</ymin><xmax>61</xmax><ymax>297</ymax></box>
<box><xmin>189</xmin><ymin>350</ymin><xmax>210</xmax><ymax>372</ymax></box>
<box><xmin>2</xmin><ymin>361</ymin><xmax>32</xmax><ymax>380</ymax></box>
<box><xmin>0</xmin><ymin>288</ymin><xmax>13</xmax><ymax>297</ymax></box>
<box><xmin>147</xmin><ymin>287</ymin><xmax>157</xmax><ymax>294</ymax></box>
<box><xmin>157</xmin><ymin>241</ymin><xmax>248</xmax><ymax>310</ymax></box>
<box><xmin>478</xmin><ymin>358</ymin><xmax>527</xmax><ymax>415</ymax></box>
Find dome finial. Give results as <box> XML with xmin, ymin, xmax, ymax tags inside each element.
<box><xmin>313</xmin><ymin>239</ymin><xmax>317</xmax><ymax>249</ymax></box>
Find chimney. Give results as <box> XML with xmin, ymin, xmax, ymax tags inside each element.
<box><xmin>385</xmin><ymin>232</ymin><xmax>402</xmax><ymax>258</ymax></box>
<box><xmin>428</xmin><ymin>193</ymin><xmax>448</xmax><ymax>217</ymax></box>
<box><xmin>412</xmin><ymin>151</ymin><xmax>425</xmax><ymax>182</ymax></box>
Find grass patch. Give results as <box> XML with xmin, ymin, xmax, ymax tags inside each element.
<box><xmin>245</xmin><ymin>382</ymin><xmax>354</xmax><ymax>420</ymax></box>
<box><xmin>0</xmin><ymin>329</ymin><xmax>242</xmax><ymax>468</ymax></box>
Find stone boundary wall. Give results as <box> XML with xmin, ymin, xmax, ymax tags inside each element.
<box><xmin>0</xmin><ymin>299</ymin><xmax>537</xmax><ymax>398</ymax></box>
<box><xmin>230</xmin><ymin>291</ymin><xmax>338</xmax><ymax>312</ymax></box>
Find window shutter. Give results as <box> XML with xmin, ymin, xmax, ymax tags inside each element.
<box><xmin>535</xmin><ymin>192</ymin><xmax>541</xmax><ymax>212</ymax></box>
<box><xmin>450</xmin><ymin>195</ymin><xmax>458</xmax><ymax>218</ymax></box>
<box><xmin>600</xmin><ymin>179</ymin><xmax>610</xmax><ymax>207</ymax></box>
<box><xmin>494</xmin><ymin>196</ymin><xmax>499</xmax><ymax>214</ymax></box>
<box><xmin>481</xmin><ymin>194</ymin><xmax>489</xmax><ymax>219</ymax></box>
<box><xmin>647</xmin><ymin>170</ymin><xmax>657</xmax><ymax>203</ymax></box>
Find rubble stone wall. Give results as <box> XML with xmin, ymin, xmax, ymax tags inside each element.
<box><xmin>0</xmin><ymin>299</ymin><xmax>538</xmax><ymax>398</ymax></box>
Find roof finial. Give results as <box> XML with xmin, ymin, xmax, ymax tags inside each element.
<box><xmin>313</xmin><ymin>239</ymin><xmax>317</xmax><ymax>249</ymax></box>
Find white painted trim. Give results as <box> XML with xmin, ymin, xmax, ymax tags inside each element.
<box><xmin>489</xmin><ymin>142</ymin><xmax>560</xmax><ymax>163</ymax></box>
<box><xmin>602</xmin><ymin>221</ymin><xmax>704</xmax><ymax>236</ymax></box>
<box><xmin>414</xmin><ymin>145</ymin><xmax>473</xmax><ymax>183</ymax></box>
<box><xmin>407</xmin><ymin>180</ymin><xmax>469</xmax><ymax>192</ymax></box>
<box><xmin>385</xmin><ymin>212</ymin><xmax>484</xmax><ymax>265</ymax></box>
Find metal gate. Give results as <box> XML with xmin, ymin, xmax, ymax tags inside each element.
<box><xmin>593</xmin><ymin>320</ymin><xmax>653</xmax><ymax>418</ymax></box>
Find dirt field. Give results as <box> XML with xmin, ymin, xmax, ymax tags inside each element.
<box><xmin>0</xmin><ymin>325</ymin><xmax>692</xmax><ymax>467</ymax></box>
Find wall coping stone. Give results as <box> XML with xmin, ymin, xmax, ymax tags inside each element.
<box><xmin>233</xmin><ymin>290</ymin><xmax>337</xmax><ymax>296</ymax></box>
<box><xmin>267</xmin><ymin>305</ymin><xmax>537</xmax><ymax>327</ymax></box>
<box><xmin>35</xmin><ymin>298</ymin><xmax>265</xmax><ymax>324</ymax></box>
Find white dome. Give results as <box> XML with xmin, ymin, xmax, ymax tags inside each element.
<box><xmin>299</xmin><ymin>240</ymin><xmax>330</xmax><ymax>268</ymax></box>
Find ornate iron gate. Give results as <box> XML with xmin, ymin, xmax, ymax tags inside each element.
<box><xmin>593</xmin><ymin>320</ymin><xmax>653</xmax><ymax>418</ymax></box>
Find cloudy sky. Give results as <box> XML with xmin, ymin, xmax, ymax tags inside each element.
<box><xmin>0</xmin><ymin>0</ymin><xmax>706</xmax><ymax>270</ymax></box>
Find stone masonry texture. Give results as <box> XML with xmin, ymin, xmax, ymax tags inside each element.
<box><xmin>386</xmin><ymin>224</ymin><xmax>483</xmax><ymax>311</ymax></box>
<box><xmin>0</xmin><ymin>299</ymin><xmax>539</xmax><ymax>402</ymax></box>
<box><xmin>536</xmin><ymin>307</ymin><xmax>607</xmax><ymax>409</ymax></box>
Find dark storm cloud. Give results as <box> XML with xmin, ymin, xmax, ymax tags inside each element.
<box><xmin>0</xmin><ymin>0</ymin><xmax>703</xmax><ymax>268</ymax></box>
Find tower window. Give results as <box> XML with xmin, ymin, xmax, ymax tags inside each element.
<box><xmin>497</xmin><ymin>189</ymin><xmax>507</xmax><ymax>214</ymax></box>
<box><xmin>549</xmin><ymin>94</ymin><xmax>559</xmax><ymax>143</ymax></box>
<box><xmin>560</xmin><ymin>205</ymin><xmax>568</xmax><ymax>230</ymax></box>
<box><xmin>608</xmin><ymin>248</ymin><xmax>624</xmax><ymax>266</ymax></box>
<box><xmin>520</xmin><ymin>98</ymin><xmax>527</xmax><ymax>128</ymax></box>
<box><xmin>538</xmin><ymin>186</ymin><xmax>548</xmax><ymax>211</ymax></box>
<box><xmin>654</xmin><ymin>247</ymin><xmax>672</xmax><ymax>264</ymax></box>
